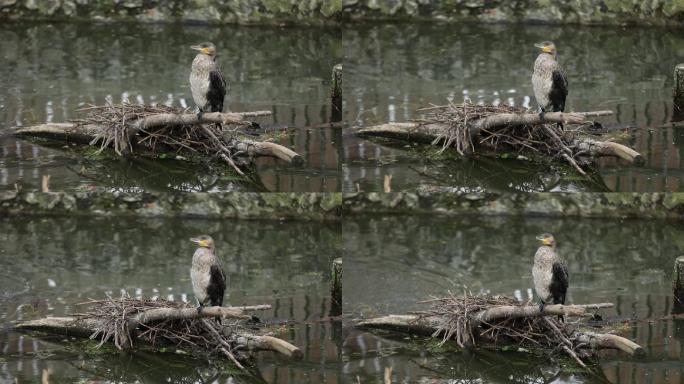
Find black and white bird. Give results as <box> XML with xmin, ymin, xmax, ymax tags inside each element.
<box><xmin>190</xmin><ymin>235</ymin><xmax>226</xmax><ymax>321</ymax></box>
<box><xmin>532</xmin><ymin>233</ymin><xmax>569</xmax><ymax>321</ymax></box>
<box><xmin>531</xmin><ymin>41</ymin><xmax>568</xmax><ymax>125</ymax></box>
<box><xmin>189</xmin><ymin>42</ymin><xmax>227</xmax><ymax>121</ymax></box>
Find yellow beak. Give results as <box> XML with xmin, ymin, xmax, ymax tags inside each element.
<box><xmin>190</xmin><ymin>237</ymin><xmax>209</xmax><ymax>247</ymax></box>
<box><xmin>533</xmin><ymin>43</ymin><xmax>552</xmax><ymax>53</ymax></box>
<box><xmin>190</xmin><ymin>45</ymin><xmax>210</xmax><ymax>55</ymax></box>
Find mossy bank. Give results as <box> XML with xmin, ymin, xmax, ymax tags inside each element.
<box><xmin>1</xmin><ymin>0</ymin><xmax>683</xmax><ymax>26</ymax></box>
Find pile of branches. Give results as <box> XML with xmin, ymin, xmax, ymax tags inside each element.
<box><xmin>357</xmin><ymin>101</ymin><xmax>643</xmax><ymax>176</ymax></box>
<box><xmin>357</xmin><ymin>293</ymin><xmax>643</xmax><ymax>369</ymax></box>
<box><xmin>417</xmin><ymin>102</ymin><xmax>604</xmax><ymax>174</ymax></box>
<box><xmin>73</xmin><ymin>296</ymin><xmax>263</xmax><ymax>369</ymax></box>
<box><xmin>415</xmin><ymin>295</ymin><xmax>575</xmax><ymax>354</ymax></box>
<box><xmin>418</xmin><ymin>103</ymin><xmax>523</xmax><ymax>156</ymax></box>
<box><xmin>72</xmin><ymin>102</ymin><xmax>255</xmax><ymax>175</ymax></box>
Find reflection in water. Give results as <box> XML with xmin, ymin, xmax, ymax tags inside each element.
<box><xmin>343</xmin><ymin>215</ymin><xmax>684</xmax><ymax>383</ymax></box>
<box><xmin>0</xmin><ymin>217</ymin><xmax>341</xmax><ymax>383</ymax></box>
<box><xmin>0</xmin><ymin>22</ymin><xmax>341</xmax><ymax>192</ymax></box>
<box><xmin>345</xmin><ymin>23</ymin><xmax>684</xmax><ymax>193</ymax></box>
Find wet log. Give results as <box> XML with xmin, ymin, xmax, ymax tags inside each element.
<box><xmin>129</xmin><ymin>304</ymin><xmax>270</xmax><ymax>324</ymax></box>
<box><xmin>356</xmin><ymin>302</ymin><xmax>643</xmax><ymax>357</ymax></box>
<box><xmin>468</xmin><ymin>302</ymin><xmax>613</xmax><ymax>327</ymax></box>
<box><xmin>469</xmin><ymin>110</ymin><xmax>612</xmax><ymax>137</ymax></box>
<box><xmin>571</xmin><ymin>330</ymin><xmax>644</xmax><ymax>356</ymax></box>
<box><xmin>570</xmin><ymin>137</ymin><xmax>644</xmax><ymax>165</ymax></box>
<box><xmin>13</xmin><ymin>304</ymin><xmax>302</xmax><ymax>360</ymax></box>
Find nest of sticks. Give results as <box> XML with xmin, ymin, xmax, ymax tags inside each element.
<box><xmin>73</xmin><ymin>296</ymin><xmax>256</xmax><ymax>368</ymax></box>
<box><xmin>411</xmin><ymin>293</ymin><xmax>605</xmax><ymax>368</ymax></box>
<box><xmin>417</xmin><ymin>103</ymin><xmax>524</xmax><ymax>155</ymax></box>
<box><xmin>418</xmin><ymin>102</ymin><xmax>588</xmax><ymax>156</ymax></box>
<box><xmin>414</xmin><ymin>294</ymin><xmax>566</xmax><ymax>349</ymax></box>
<box><xmin>71</xmin><ymin>102</ymin><xmax>261</xmax><ymax>175</ymax></box>
<box><xmin>410</xmin><ymin>101</ymin><xmax>626</xmax><ymax>175</ymax></box>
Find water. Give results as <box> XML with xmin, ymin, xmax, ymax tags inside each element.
<box><xmin>0</xmin><ymin>22</ymin><xmax>342</xmax><ymax>192</ymax></box>
<box><xmin>343</xmin><ymin>214</ymin><xmax>684</xmax><ymax>383</ymax></box>
<box><xmin>0</xmin><ymin>216</ymin><xmax>342</xmax><ymax>383</ymax></box>
<box><xmin>344</xmin><ymin>23</ymin><xmax>684</xmax><ymax>193</ymax></box>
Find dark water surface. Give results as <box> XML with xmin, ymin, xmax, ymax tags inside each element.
<box><xmin>343</xmin><ymin>215</ymin><xmax>683</xmax><ymax>383</ymax></box>
<box><xmin>344</xmin><ymin>23</ymin><xmax>684</xmax><ymax>193</ymax></box>
<box><xmin>0</xmin><ymin>22</ymin><xmax>341</xmax><ymax>192</ymax></box>
<box><xmin>0</xmin><ymin>217</ymin><xmax>342</xmax><ymax>383</ymax></box>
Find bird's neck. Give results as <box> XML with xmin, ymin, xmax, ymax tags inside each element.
<box><xmin>542</xmin><ymin>52</ymin><xmax>557</xmax><ymax>60</ymax></box>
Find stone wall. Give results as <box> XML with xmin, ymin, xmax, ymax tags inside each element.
<box><xmin>1</xmin><ymin>0</ymin><xmax>683</xmax><ymax>26</ymax></box>
<box><xmin>342</xmin><ymin>0</ymin><xmax>684</xmax><ymax>26</ymax></box>
<box><xmin>0</xmin><ymin>0</ymin><xmax>343</xmax><ymax>24</ymax></box>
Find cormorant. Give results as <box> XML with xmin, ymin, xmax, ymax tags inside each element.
<box><xmin>189</xmin><ymin>42</ymin><xmax>227</xmax><ymax>121</ymax></box>
<box><xmin>532</xmin><ymin>233</ymin><xmax>569</xmax><ymax>321</ymax></box>
<box><xmin>190</xmin><ymin>235</ymin><xmax>226</xmax><ymax>322</ymax></box>
<box><xmin>531</xmin><ymin>41</ymin><xmax>568</xmax><ymax>125</ymax></box>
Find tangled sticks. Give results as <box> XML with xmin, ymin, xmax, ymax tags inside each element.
<box><xmin>14</xmin><ymin>296</ymin><xmax>302</xmax><ymax>370</ymax></box>
<box><xmin>13</xmin><ymin>103</ymin><xmax>302</xmax><ymax>176</ymax></box>
<box><xmin>356</xmin><ymin>102</ymin><xmax>643</xmax><ymax>176</ymax></box>
<box><xmin>356</xmin><ymin>294</ymin><xmax>643</xmax><ymax>368</ymax></box>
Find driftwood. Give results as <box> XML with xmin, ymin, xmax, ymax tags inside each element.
<box><xmin>12</xmin><ymin>104</ymin><xmax>303</xmax><ymax>176</ymax></box>
<box><xmin>355</xmin><ymin>103</ymin><xmax>644</xmax><ymax>175</ymax></box>
<box><xmin>13</xmin><ymin>297</ymin><xmax>302</xmax><ymax>370</ymax></box>
<box><xmin>355</xmin><ymin>295</ymin><xmax>644</xmax><ymax>369</ymax></box>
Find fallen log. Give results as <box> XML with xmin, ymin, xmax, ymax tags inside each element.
<box><xmin>12</xmin><ymin>297</ymin><xmax>303</xmax><ymax>369</ymax></box>
<box><xmin>354</xmin><ymin>295</ymin><xmax>644</xmax><ymax>369</ymax></box>
<box><xmin>12</xmin><ymin>104</ymin><xmax>303</xmax><ymax>175</ymax></box>
<box><xmin>355</xmin><ymin>103</ymin><xmax>643</xmax><ymax>175</ymax></box>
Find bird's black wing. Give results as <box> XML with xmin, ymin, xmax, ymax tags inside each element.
<box><xmin>550</xmin><ymin>261</ymin><xmax>569</xmax><ymax>305</ymax></box>
<box><xmin>207</xmin><ymin>264</ymin><xmax>226</xmax><ymax>307</ymax></box>
<box><xmin>549</xmin><ymin>67</ymin><xmax>568</xmax><ymax>112</ymax></box>
<box><xmin>207</xmin><ymin>70</ymin><xmax>227</xmax><ymax>113</ymax></box>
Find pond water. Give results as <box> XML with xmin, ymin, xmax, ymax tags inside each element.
<box><xmin>344</xmin><ymin>23</ymin><xmax>684</xmax><ymax>193</ymax></box>
<box><xmin>0</xmin><ymin>22</ymin><xmax>342</xmax><ymax>193</ymax></box>
<box><xmin>343</xmin><ymin>214</ymin><xmax>683</xmax><ymax>383</ymax></box>
<box><xmin>0</xmin><ymin>217</ymin><xmax>342</xmax><ymax>383</ymax></box>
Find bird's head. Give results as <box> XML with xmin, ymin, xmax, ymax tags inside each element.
<box><xmin>190</xmin><ymin>42</ymin><xmax>217</xmax><ymax>57</ymax></box>
<box><xmin>190</xmin><ymin>235</ymin><xmax>215</xmax><ymax>251</ymax></box>
<box><xmin>534</xmin><ymin>41</ymin><xmax>557</xmax><ymax>56</ymax></box>
<box><xmin>536</xmin><ymin>233</ymin><xmax>556</xmax><ymax>247</ymax></box>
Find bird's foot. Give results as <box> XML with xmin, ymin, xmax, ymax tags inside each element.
<box><xmin>197</xmin><ymin>111</ymin><xmax>204</xmax><ymax>121</ymax></box>
<box><xmin>538</xmin><ymin>111</ymin><xmax>546</xmax><ymax>124</ymax></box>
<box><xmin>197</xmin><ymin>305</ymin><xmax>203</xmax><ymax>315</ymax></box>
<box><xmin>538</xmin><ymin>301</ymin><xmax>545</xmax><ymax>314</ymax></box>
